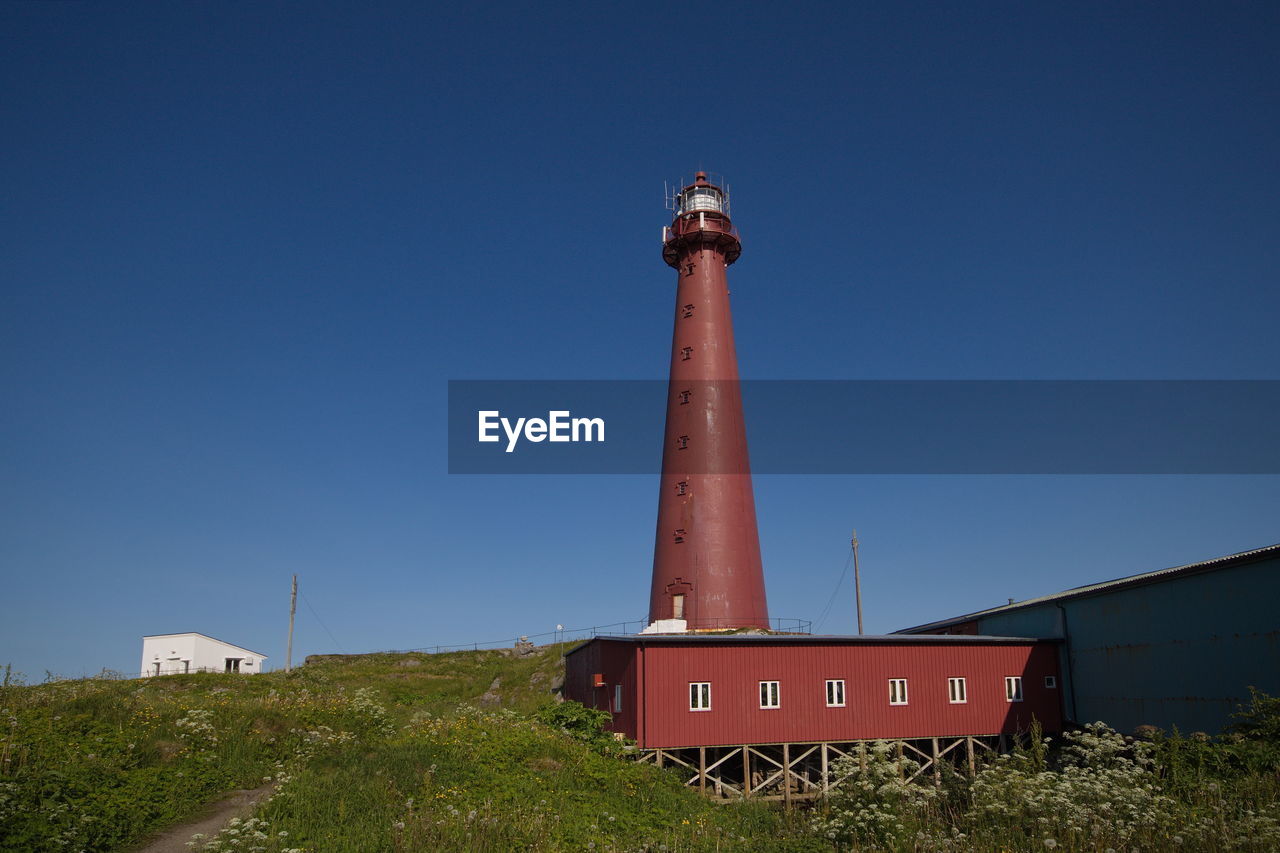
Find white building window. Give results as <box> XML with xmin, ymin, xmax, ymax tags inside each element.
<box><xmin>948</xmin><ymin>677</ymin><xmax>967</xmax><ymax>704</ymax></box>
<box><xmin>759</xmin><ymin>681</ymin><xmax>780</xmax><ymax>709</ymax></box>
<box><xmin>825</xmin><ymin>679</ymin><xmax>845</xmax><ymax>707</ymax></box>
<box><xmin>1045</xmin><ymin>675</ymin><xmax>1057</xmax><ymax>689</ymax></box>
<box><xmin>614</xmin><ymin>684</ymin><xmax>623</xmax><ymax>713</ymax></box>
<box><xmin>689</xmin><ymin>682</ymin><xmax>711</xmax><ymax>711</ymax></box>
<box><xmin>889</xmin><ymin>678</ymin><xmax>908</xmax><ymax>705</ymax></box>
<box><xmin>1005</xmin><ymin>676</ymin><xmax>1024</xmax><ymax>702</ymax></box>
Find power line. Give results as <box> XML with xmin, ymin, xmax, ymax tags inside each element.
<box><xmin>814</xmin><ymin>549</ymin><xmax>854</xmax><ymax>633</ymax></box>
<box><xmin>300</xmin><ymin>590</ymin><xmax>344</xmax><ymax>653</ymax></box>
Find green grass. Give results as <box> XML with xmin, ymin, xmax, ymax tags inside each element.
<box><xmin>256</xmin><ymin>707</ymin><xmax>820</xmax><ymax>852</ymax></box>
<box><xmin>4</xmin><ymin>653</ymin><xmax>1278</xmax><ymax>853</ymax></box>
<box><xmin>291</xmin><ymin>644</ymin><xmax>570</xmax><ymax>719</ymax></box>
<box><xmin>0</xmin><ymin>647</ymin><xmax>818</xmax><ymax>852</ymax></box>
<box><xmin>0</xmin><ymin>663</ymin><xmax>399</xmax><ymax>850</ymax></box>
<box><xmin>810</xmin><ymin>716</ymin><xmax>1280</xmax><ymax>852</ymax></box>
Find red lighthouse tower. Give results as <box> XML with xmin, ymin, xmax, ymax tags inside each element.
<box><xmin>646</xmin><ymin>173</ymin><xmax>770</xmax><ymax>632</ymax></box>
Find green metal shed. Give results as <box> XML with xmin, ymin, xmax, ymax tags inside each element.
<box><xmin>897</xmin><ymin>544</ymin><xmax>1280</xmax><ymax>734</ymax></box>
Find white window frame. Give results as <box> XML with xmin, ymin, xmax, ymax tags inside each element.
<box><xmin>889</xmin><ymin>678</ymin><xmax>908</xmax><ymax>706</ymax></box>
<box><xmin>1005</xmin><ymin>676</ymin><xmax>1024</xmax><ymax>702</ymax></box>
<box><xmin>689</xmin><ymin>681</ymin><xmax>711</xmax><ymax>711</ymax></box>
<box><xmin>613</xmin><ymin>684</ymin><xmax>623</xmax><ymax>713</ymax></box>
<box><xmin>1044</xmin><ymin>675</ymin><xmax>1057</xmax><ymax>689</ymax></box>
<box><xmin>759</xmin><ymin>680</ymin><xmax>780</xmax><ymax>709</ymax></box>
<box><xmin>825</xmin><ymin>679</ymin><xmax>846</xmax><ymax>707</ymax></box>
<box><xmin>948</xmin><ymin>676</ymin><xmax>967</xmax><ymax>704</ymax></box>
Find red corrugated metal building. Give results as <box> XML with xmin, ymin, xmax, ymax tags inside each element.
<box><xmin>565</xmin><ymin>634</ymin><xmax>1062</xmax><ymax>750</ymax></box>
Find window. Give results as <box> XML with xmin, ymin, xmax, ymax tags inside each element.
<box><xmin>614</xmin><ymin>684</ymin><xmax>623</xmax><ymax>713</ymax></box>
<box><xmin>759</xmin><ymin>681</ymin><xmax>780</xmax><ymax>709</ymax></box>
<box><xmin>889</xmin><ymin>678</ymin><xmax>908</xmax><ymax>705</ymax></box>
<box><xmin>948</xmin><ymin>677</ymin><xmax>967</xmax><ymax>704</ymax></box>
<box><xmin>676</xmin><ymin>435</ymin><xmax>689</xmax><ymax>450</ymax></box>
<box><xmin>1005</xmin><ymin>676</ymin><xmax>1024</xmax><ymax>702</ymax></box>
<box><xmin>1044</xmin><ymin>675</ymin><xmax>1057</xmax><ymax>689</ymax></box>
<box><xmin>690</xmin><ymin>682</ymin><xmax>711</xmax><ymax>711</ymax></box>
<box><xmin>672</xmin><ymin>594</ymin><xmax>685</xmax><ymax>619</ymax></box>
<box><xmin>825</xmin><ymin>679</ymin><xmax>845</xmax><ymax>707</ymax></box>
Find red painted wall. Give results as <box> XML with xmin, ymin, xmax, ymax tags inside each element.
<box><xmin>565</xmin><ymin>639</ymin><xmax>1062</xmax><ymax>749</ymax></box>
<box><xmin>563</xmin><ymin>639</ymin><xmax>640</xmax><ymax>739</ymax></box>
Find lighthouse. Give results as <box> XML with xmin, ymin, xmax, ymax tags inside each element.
<box><xmin>564</xmin><ymin>173</ymin><xmax>1066</xmax><ymax>789</ymax></box>
<box><xmin>645</xmin><ymin>172</ymin><xmax>770</xmax><ymax>633</ymax></box>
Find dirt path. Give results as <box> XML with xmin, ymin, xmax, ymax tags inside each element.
<box><xmin>131</xmin><ymin>784</ymin><xmax>276</xmax><ymax>853</ymax></box>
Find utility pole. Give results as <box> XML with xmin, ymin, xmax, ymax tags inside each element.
<box><xmin>852</xmin><ymin>530</ymin><xmax>864</xmax><ymax>635</ymax></box>
<box><xmin>286</xmin><ymin>574</ymin><xmax>297</xmax><ymax>672</ymax></box>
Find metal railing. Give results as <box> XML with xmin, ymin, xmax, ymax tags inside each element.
<box><xmin>142</xmin><ymin>665</ymin><xmax>250</xmax><ymax>677</ymax></box>
<box><xmin>376</xmin><ymin>620</ymin><xmax>647</xmax><ymax>655</ymax></box>
<box><xmin>39</xmin><ymin>618</ymin><xmax>818</xmax><ymax>683</ymax></box>
<box><xmin>372</xmin><ymin>616</ymin><xmax>814</xmax><ymax>656</ymax></box>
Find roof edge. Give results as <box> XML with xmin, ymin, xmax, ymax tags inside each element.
<box><xmin>896</xmin><ymin>542</ymin><xmax>1280</xmax><ymax>634</ymax></box>
<box><xmin>568</xmin><ymin>633</ymin><xmax>1057</xmax><ymax>646</ymax></box>
<box><xmin>141</xmin><ymin>632</ymin><xmax>269</xmax><ymax>657</ymax></box>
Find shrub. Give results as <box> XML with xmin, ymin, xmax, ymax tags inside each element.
<box><xmin>811</xmin><ymin>741</ymin><xmax>941</xmax><ymax>849</ymax></box>
<box><xmin>968</xmin><ymin>723</ymin><xmax>1176</xmax><ymax>849</ymax></box>
<box><xmin>534</xmin><ymin>701</ymin><xmax>625</xmax><ymax>755</ymax></box>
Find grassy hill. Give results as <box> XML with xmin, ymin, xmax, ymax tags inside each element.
<box><xmin>0</xmin><ymin>647</ymin><xmax>821</xmax><ymax>852</ymax></box>
<box><xmin>4</xmin><ymin>650</ymin><xmax>1277</xmax><ymax>852</ymax></box>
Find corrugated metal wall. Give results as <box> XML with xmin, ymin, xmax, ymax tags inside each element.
<box><xmin>976</xmin><ymin>554</ymin><xmax>1280</xmax><ymax>733</ymax></box>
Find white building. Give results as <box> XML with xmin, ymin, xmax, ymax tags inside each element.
<box><xmin>140</xmin><ymin>632</ymin><xmax>267</xmax><ymax>677</ymax></box>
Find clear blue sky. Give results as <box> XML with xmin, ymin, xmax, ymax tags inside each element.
<box><xmin>2</xmin><ymin>2</ymin><xmax>1277</xmax><ymax>677</ymax></box>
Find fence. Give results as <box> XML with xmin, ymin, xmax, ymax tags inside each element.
<box><xmin>374</xmin><ymin>616</ymin><xmax>814</xmax><ymax>656</ymax></box>
<box><xmin>143</xmin><ymin>665</ymin><xmax>241</xmax><ymax>677</ymax></box>
<box><xmin>37</xmin><ymin>617</ymin><xmax>816</xmax><ymax>683</ymax></box>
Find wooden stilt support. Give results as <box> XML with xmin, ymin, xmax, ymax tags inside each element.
<box><xmin>642</xmin><ymin>734</ymin><xmax>1017</xmax><ymax>802</ymax></box>
<box><xmin>783</xmin><ymin>743</ymin><xmax>792</xmax><ymax>809</ymax></box>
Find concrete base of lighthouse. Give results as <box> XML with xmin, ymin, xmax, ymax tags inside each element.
<box><xmin>639</xmin><ymin>618</ymin><xmax>688</xmax><ymax>634</ymax></box>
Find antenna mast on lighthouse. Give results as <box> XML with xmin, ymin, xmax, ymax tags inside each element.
<box><xmin>645</xmin><ymin>172</ymin><xmax>769</xmax><ymax>633</ymax></box>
